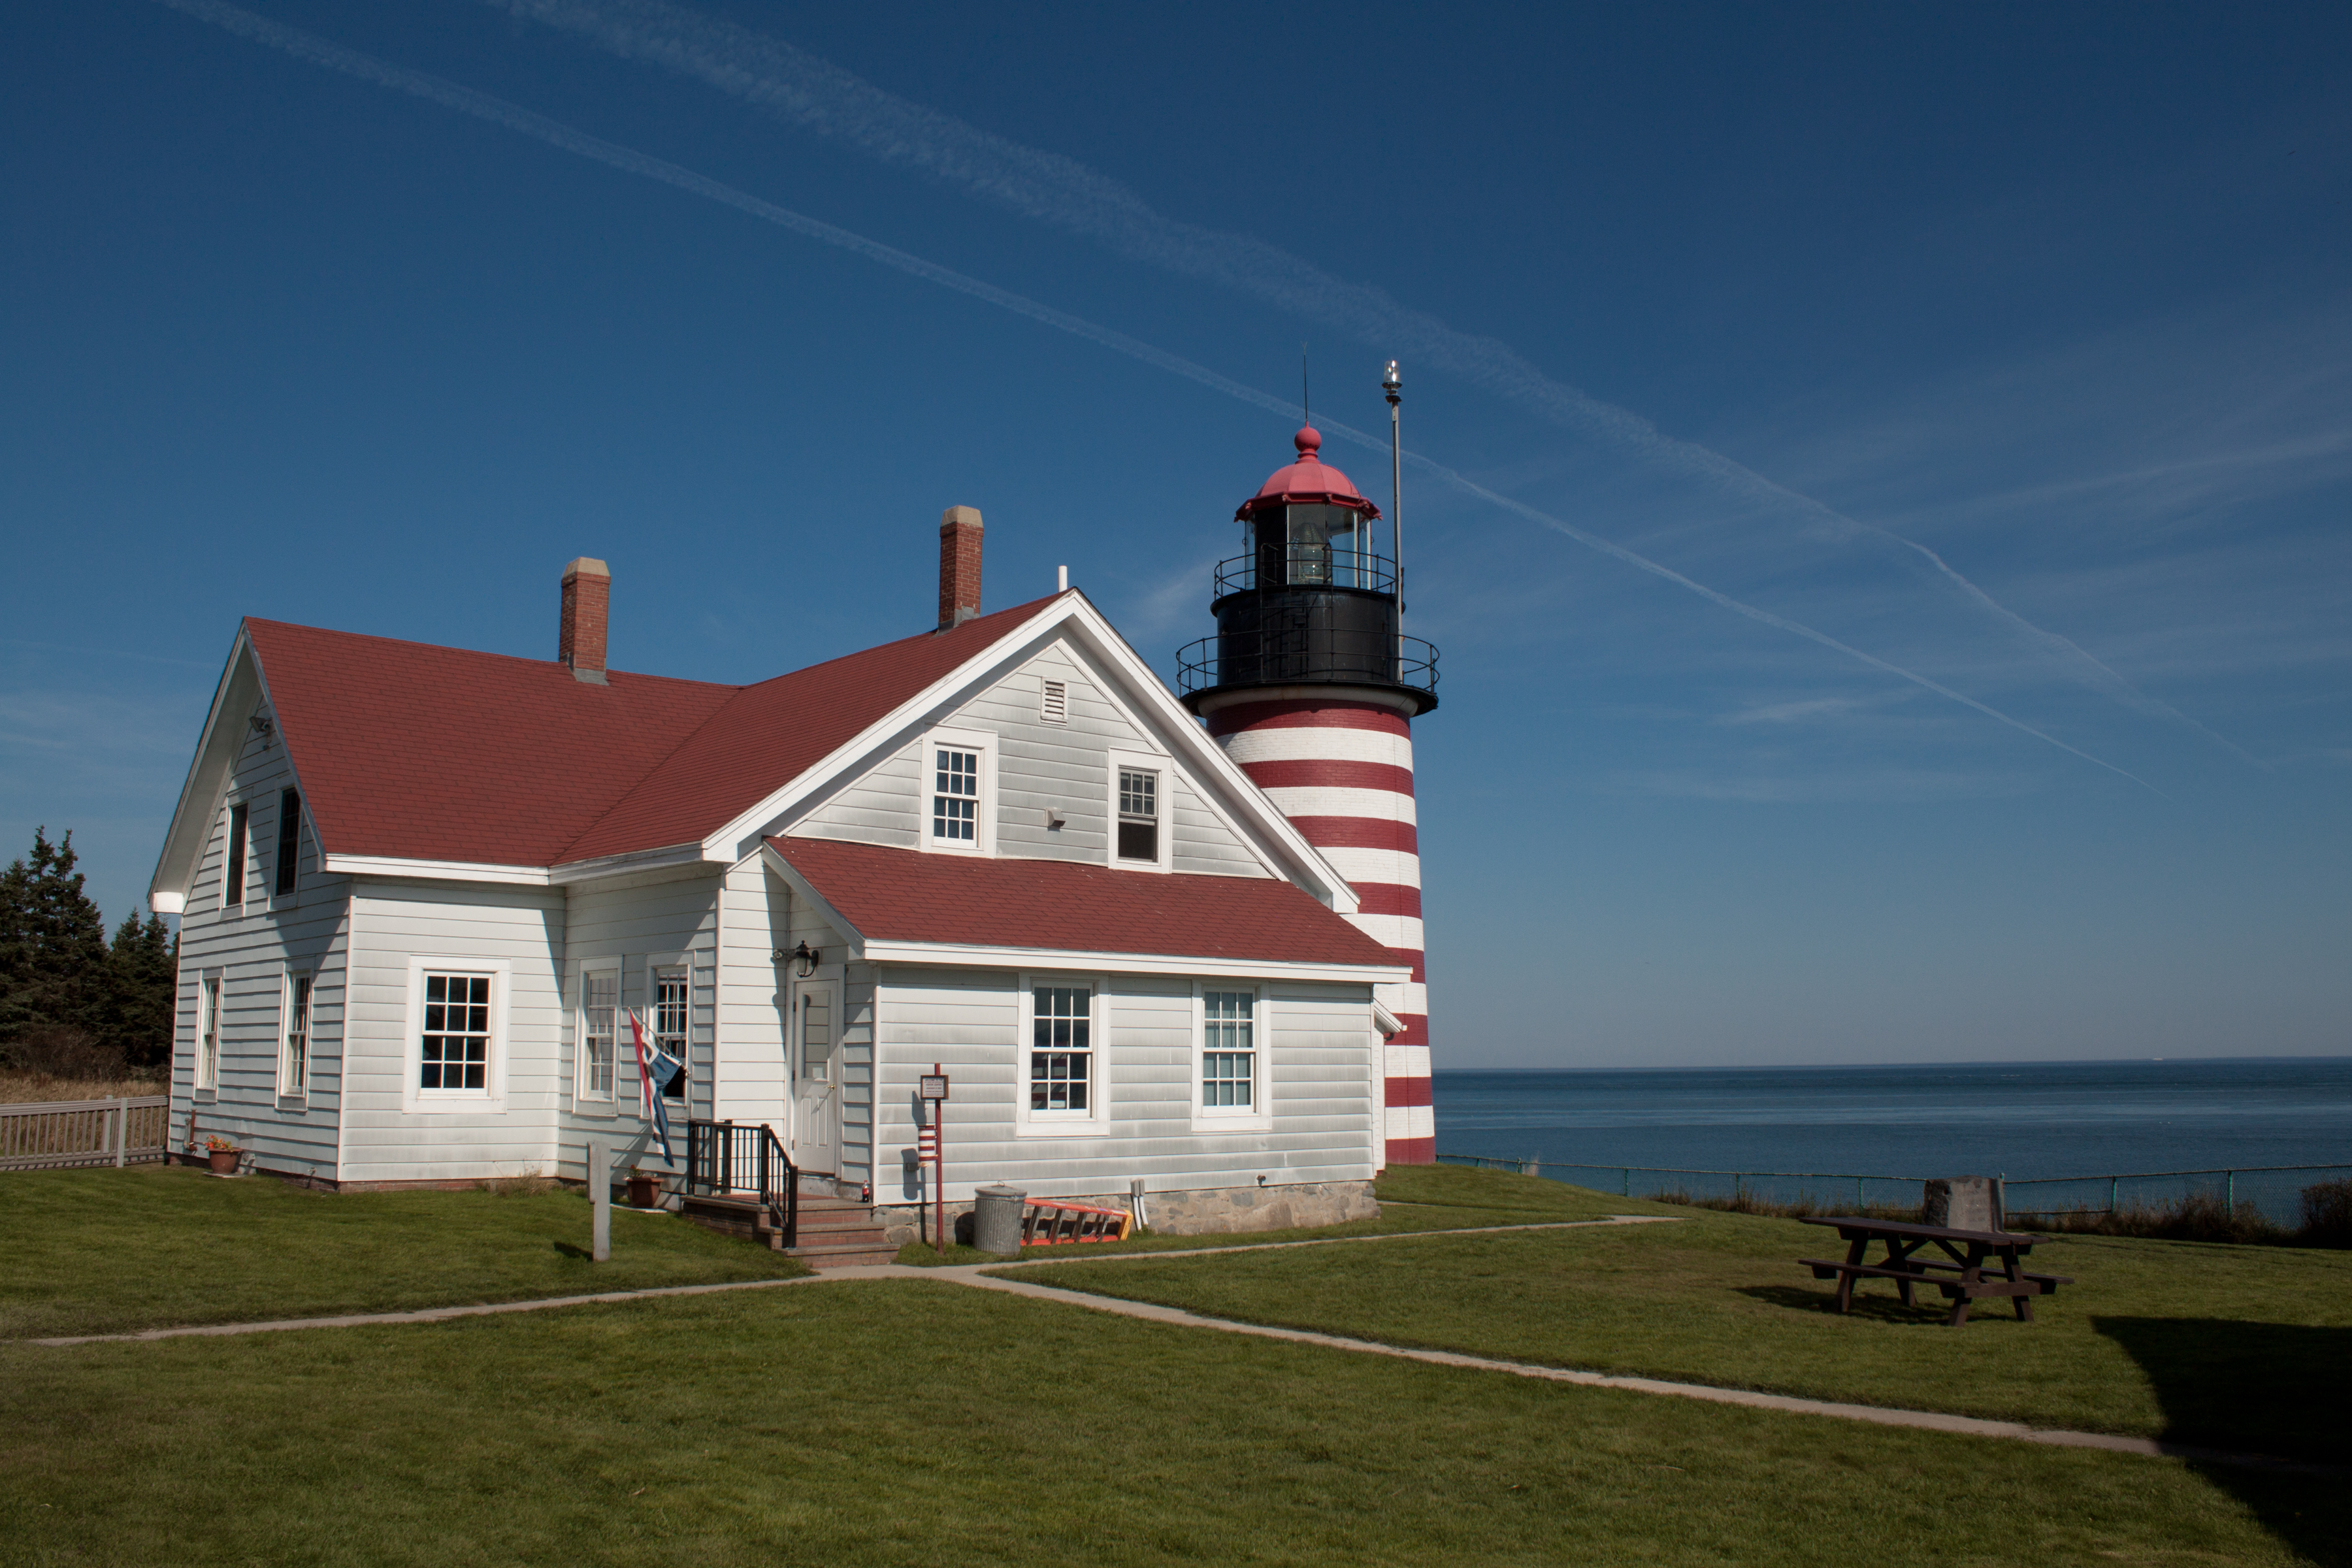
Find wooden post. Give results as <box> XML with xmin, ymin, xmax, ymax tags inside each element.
<box><xmin>933</xmin><ymin>1062</ymin><xmax>946</xmax><ymax>1256</ymax></box>
<box><xmin>113</xmin><ymin>1098</ymin><xmax>127</xmax><ymax>1169</ymax></box>
<box><xmin>588</xmin><ymin>1139</ymin><xmax>611</xmax><ymax>1262</ymax></box>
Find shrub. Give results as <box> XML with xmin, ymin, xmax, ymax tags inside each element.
<box><xmin>2019</xmin><ymin>1193</ymin><xmax>2287</xmax><ymax>1245</ymax></box>
<box><xmin>0</xmin><ymin>1024</ymin><xmax>125</xmax><ymax>1081</ymax></box>
<box><xmin>2299</xmin><ymin>1179</ymin><xmax>2352</xmax><ymax>1249</ymax></box>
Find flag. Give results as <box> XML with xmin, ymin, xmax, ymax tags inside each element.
<box><xmin>630</xmin><ymin>1007</ymin><xmax>683</xmax><ymax>1162</ymax></box>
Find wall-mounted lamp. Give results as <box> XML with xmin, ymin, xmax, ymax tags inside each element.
<box><xmin>768</xmin><ymin>940</ymin><xmax>821</xmax><ymax>977</ymax></box>
<box><xmin>249</xmin><ymin>714</ymin><xmax>275</xmax><ymax>742</ymax></box>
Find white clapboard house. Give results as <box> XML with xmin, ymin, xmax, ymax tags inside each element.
<box><xmin>149</xmin><ymin>509</ymin><xmax>1409</xmax><ymax>1236</ymax></box>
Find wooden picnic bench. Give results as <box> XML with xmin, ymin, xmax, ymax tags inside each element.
<box><xmin>1799</xmin><ymin>1216</ymin><xmax>2072</xmax><ymax>1326</ymax></box>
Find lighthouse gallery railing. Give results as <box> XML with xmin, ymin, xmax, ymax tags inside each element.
<box><xmin>1175</xmin><ymin>628</ymin><xmax>1438</xmax><ymax>699</ymax></box>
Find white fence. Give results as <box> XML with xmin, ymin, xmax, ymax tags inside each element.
<box><xmin>0</xmin><ymin>1096</ymin><xmax>173</xmax><ymax>1172</ymax></box>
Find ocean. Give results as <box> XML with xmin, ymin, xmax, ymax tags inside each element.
<box><xmin>1432</xmin><ymin>1058</ymin><xmax>2352</xmax><ymax>1221</ymax></box>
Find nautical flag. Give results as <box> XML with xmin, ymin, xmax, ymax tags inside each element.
<box><xmin>630</xmin><ymin>1007</ymin><xmax>683</xmax><ymax>1162</ymax></box>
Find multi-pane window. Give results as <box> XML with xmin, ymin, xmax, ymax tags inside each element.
<box><xmin>223</xmin><ymin>803</ymin><xmax>249</xmax><ymax>907</ymax></box>
<box><xmin>197</xmin><ymin>976</ymin><xmax>220</xmax><ymax>1090</ymax></box>
<box><xmin>1202</xmin><ymin>990</ymin><xmax>1255</xmax><ymax>1109</ymax></box>
<box><xmin>1117</xmin><ymin>769</ymin><xmax>1159</xmax><ymax>862</ymax></box>
<box><xmin>655</xmin><ymin>967</ymin><xmax>688</xmax><ymax>1102</ymax></box>
<box><xmin>1030</xmin><ymin>986</ymin><xmax>1092</xmax><ymax>1113</ymax></box>
<box><xmin>274</xmin><ymin>789</ymin><xmax>302</xmax><ymax>896</ymax></box>
<box><xmin>932</xmin><ymin>748</ymin><xmax>979</xmax><ymax>843</ymax></box>
<box><xmin>420</xmin><ymin>973</ymin><xmax>491</xmax><ymax>1091</ymax></box>
<box><xmin>1041</xmin><ymin>679</ymin><xmax>1068</xmax><ymax>724</ymax></box>
<box><xmin>281</xmin><ymin>973</ymin><xmax>311</xmax><ymax>1096</ymax></box>
<box><xmin>581</xmin><ymin>971</ymin><xmax>616</xmax><ymax>1098</ymax></box>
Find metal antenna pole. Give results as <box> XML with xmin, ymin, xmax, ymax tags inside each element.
<box><xmin>1384</xmin><ymin>360</ymin><xmax>1403</xmax><ymax>668</ymax></box>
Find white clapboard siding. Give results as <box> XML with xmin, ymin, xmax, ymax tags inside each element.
<box><xmin>789</xmin><ymin>637</ymin><xmax>1273</xmax><ymax>878</ymax></box>
<box><xmin>715</xmin><ymin>855</ymin><xmax>789</xmax><ymax>1134</ymax></box>
<box><xmin>171</xmin><ymin>717</ymin><xmax>351</xmax><ymax>1183</ymax></box>
<box><xmin>839</xmin><ymin>971</ymin><xmax>875</xmax><ymax>1184</ymax></box>
<box><xmin>874</xmin><ymin>968</ymin><xmax>1376</xmax><ymax>1201</ymax></box>
<box><xmin>1171</xmin><ymin>778</ymin><xmax>1269</xmax><ymax>878</ymax></box>
<box><xmin>713</xmin><ymin>860</ymin><xmax>877</xmax><ymax>1183</ymax></box>
<box><xmin>550</xmin><ymin>869</ymin><xmax>720</xmax><ymax>1175</ymax></box>
<box><xmin>338</xmin><ymin>882</ymin><xmax>566</xmax><ymax>1184</ymax></box>
<box><xmin>792</xmin><ymin>745</ymin><xmax>922</xmax><ymax>849</ymax></box>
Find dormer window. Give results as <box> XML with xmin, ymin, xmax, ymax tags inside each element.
<box><xmin>1117</xmin><ymin>768</ymin><xmax>1158</xmax><ymax>863</ymax></box>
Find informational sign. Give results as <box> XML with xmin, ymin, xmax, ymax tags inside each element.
<box><xmin>919</xmin><ymin>1072</ymin><xmax>950</xmax><ymax>1102</ymax></box>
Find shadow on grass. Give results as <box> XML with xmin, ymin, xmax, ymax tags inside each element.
<box><xmin>2095</xmin><ymin>1317</ymin><xmax>2352</xmax><ymax>1567</ymax></box>
<box><xmin>1731</xmin><ymin>1282</ymin><xmax>2014</xmax><ymax>1327</ymax></box>
<box><xmin>551</xmin><ymin>1243</ymin><xmax>591</xmax><ymax>1260</ymax></box>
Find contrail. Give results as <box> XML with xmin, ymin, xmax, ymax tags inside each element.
<box><xmin>482</xmin><ymin>0</ymin><xmax>2237</xmax><ymax>760</ymax></box>
<box><xmin>148</xmin><ymin>0</ymin><xmax>2161</xmax><ymax>794</ymax></box>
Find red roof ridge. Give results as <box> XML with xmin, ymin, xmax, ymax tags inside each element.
<box><xmin>241</xmin><ymin>616</ymin><xmax>740</xmax><ymax>698</ymax></box>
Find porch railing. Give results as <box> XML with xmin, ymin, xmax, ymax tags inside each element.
<box><xmin>0</xmin><ymin>1096</ymin><xmax>172</xmax><ymax>1172</ymax></box>
<box><xmin>685</xmin><ymin>1119</ymin><xmax>797</xmax><ymax>1249</ymax></box>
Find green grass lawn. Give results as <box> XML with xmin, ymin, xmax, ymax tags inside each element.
<box><xmin>1011</xmin><ymin>1166</ymin><xmax>2352</xmax><ymax>1465</ymax></box>
<box><xmin>5</xmin><ymin>1277</ymin><xmax>2340</xmax><ymax>1567</ymax></box>
<box><xmin>0</xmin><ymin>1165</ymin><xmax>805</xmax><ymax>1339</ymax></box>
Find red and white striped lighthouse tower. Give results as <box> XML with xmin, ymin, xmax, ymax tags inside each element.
<box><xmin>1178</xmin><ymin>420</ymin><xmax>1440</xmax><ymax>1164</ymax></box>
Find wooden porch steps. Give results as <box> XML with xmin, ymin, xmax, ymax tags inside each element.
<box><xmin>788</xmin><ymin>1196</ymin><xmax>897</xmax><ymax>1269</ymax></box>
<box><xmin>676</xmin><ymin>1192</ymin><xmax>895</xmax><ymax>1269</ymax></box>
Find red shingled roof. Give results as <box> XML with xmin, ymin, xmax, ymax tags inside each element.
<box><xmin>769</xmin><ymin>835</ymin><xmax>1398</xmax><ymax>969</ymax></box>
<box><xmin>248</xmin><ymin>596</ymin><xmax>1060</xmax><ymax>868</ymax></box>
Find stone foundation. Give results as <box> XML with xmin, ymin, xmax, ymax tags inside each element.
<box><xmin>870</xmin><ymin>1179</ymin><xmax>1378</xmax><ymax>1247</ymax></box>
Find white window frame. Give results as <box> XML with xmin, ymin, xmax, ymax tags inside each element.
<box><xmin>400</xmin><ymin>956</ymin><xmax>511</xmax><ymax>1113</ymax></box>
<box><xmin>574</xmin><ymin>958</ymin><xmax>621</xmax><ymax>1109</ymax></box>
<box><xmin>1015</xmin><ymin>972</ymin><xmax>1109</xmax><ymax>1137</ymax></box>
<box><xmin>194</xmin><ymin>972</ymin><xmax>221</xmax><ymax>1093</ymax></box>
<box><xmin>1192</xmin><ymin>981</ymin><xmax>1271</xmax><ymax>1132</ymax></box>
<box><xmin>919</xmin><ymin>726</ymin><xmax>996</xmax><ymax>857</ymax></box>
<box><xmin>646</xmin><ymin>955</ymin><xmax>694</xmax><ymax>1111</ymax></box>
<box><xmin>278</xmin><ymin>968</ymin><xmax>312</xmax><ymax>1100</ymax></box>
<box><xmin>1105</xmin><ymin>747</ymin><xmax>1173</xmax><ymax>872</ymax></box>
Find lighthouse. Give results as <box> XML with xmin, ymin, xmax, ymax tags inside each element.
<box><xmin>1177</xmin><ymin>414</ymin><xmax>1441</xmax><ymax>1164</ymax></box>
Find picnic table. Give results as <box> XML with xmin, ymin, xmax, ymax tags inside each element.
<box><xmin>1799</xmin><ymin>1216</ymin><xmax>2072</xmax><ymax>1326</ymax></box>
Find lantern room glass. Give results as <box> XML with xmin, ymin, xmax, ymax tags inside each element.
<box><xmin>1249</xmin><ymin>503</ymin><xmax>1371</xmax><ymax>589</ymax></box>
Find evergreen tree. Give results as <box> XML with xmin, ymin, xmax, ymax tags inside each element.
<box><xmin>103</xmin><ymin>912</ymin><xmax>179</xmax><ymax>1069</ymax></box>
<box><xmin>0</xmin><ymin>827</ymin><xmax>111</xmax><ymax>1048</ymax></box>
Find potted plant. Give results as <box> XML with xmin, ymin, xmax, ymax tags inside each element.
<box><xmin>204</xmin><ymin>1134</ymin><xmax>240</xmax><ymax>1176</ymax></box>
<box><xmin>627</xmin><ymin>1168</ymin><xmax>662</xmax><ymax>1209</ymax></box>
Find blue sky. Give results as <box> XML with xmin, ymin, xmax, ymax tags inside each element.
<box><xmin>4</xmin><ymin>1</ymin><xmax>2347</xmax><ymax>1068</ymax></box>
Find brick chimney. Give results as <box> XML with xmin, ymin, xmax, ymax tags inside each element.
<box><xmin>560</xmin><ymin>558</ymin><xmax>610</xmax><ymax>683</ymax></box>
<box><xmin>938</xmin><ymin>506</ymin><xmax>983</xmax><ymax>630</ymax></box>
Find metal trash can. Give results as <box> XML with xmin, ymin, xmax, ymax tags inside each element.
<box><xmin>973</xmin><ymin>1184</ymin><xmax>1026</xmax><ymax>1256</ymax></box>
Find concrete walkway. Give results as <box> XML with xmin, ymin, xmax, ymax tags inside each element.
<box><xmin>25</xmin><ymin>1214</ymin><xmax>2329</xmax><ymax>1475</ymax></box>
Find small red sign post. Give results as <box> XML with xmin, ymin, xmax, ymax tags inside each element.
<box><xmin>919</xmin><ymin>1064</ymin><xmax>950</xmax><ymax>1254</ymax></box>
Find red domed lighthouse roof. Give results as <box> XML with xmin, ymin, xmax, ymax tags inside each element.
<box><xmin>1237</xmin><ymin>426</ymin><xmax>1382</xmax><ymax>520</ymax></box>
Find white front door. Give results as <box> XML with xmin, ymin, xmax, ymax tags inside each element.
<box><xmin>791</xmin><ymin>980</ymin><xmax>840</xmax><ymax>1175</ymax></box>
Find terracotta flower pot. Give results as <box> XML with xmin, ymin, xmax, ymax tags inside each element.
<box><xmin>207</xmin><ymin>1149</ymin><xmax>239</xmax><ymax>1175</ymax></box>
<box><xmin>627</xmin><ymin>1174</ymin><xmax>661</xmax><ymax>1208</ymax></box>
